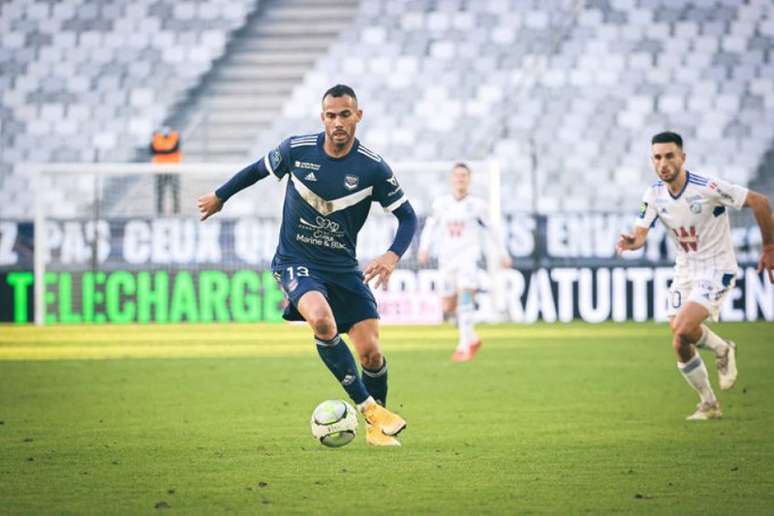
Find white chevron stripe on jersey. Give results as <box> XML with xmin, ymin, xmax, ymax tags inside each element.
<box><xmin>292</xmin><ymin>177</ymin><xmax>373</xmax><ymax>216</ymax></box>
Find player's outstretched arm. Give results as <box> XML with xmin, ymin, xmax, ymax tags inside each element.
<box><xmin>616</xmin><ymin>226</ymin><xmax>649</xmax><ymax>255</ymax></box>
<box><xmin>198</xmin><ymin>159</ymin><xmax>274</xmax><ymax>221</ymax></box>
<box><xmin>744</xmin><ymin>190</ymin><xmax>774</xmax><ymax>279</ymax></box>
<box><xmin>198</xmin><ymin>192</ymin><xmax>223</xmax><ymax>221</ymax></box>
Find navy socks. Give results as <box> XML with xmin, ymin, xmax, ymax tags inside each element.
<box><xmin>315</xmin><ymin>334</ymin><xmax>370</xmax><ymax>404</ymax></box>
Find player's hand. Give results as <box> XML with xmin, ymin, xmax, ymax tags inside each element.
<box><xmin>616</xmin><ymin>233</ymin><xmax>636</xmax><ymax>255</ymax></box>
<box><xmin>198</xmin><ymin>192</ymin><xmax>223</xmax><ymax>221</ymax></box>
<box><xmin>418</xmin><ymin>249</ymin><xmax>430</xmax><ymax>266</ymax></box>
<box><xmin>758</xmin><ymin>244</ymin><xmax>774</xmax><ymax>282</ymax></box>
<box><xmin>500</xmin><ymin>255</ymin><xmax>512</xmax><ymax>269</ymax></box>
<box><xmin>363</xmin><ymin>251</ymin><xmax>400</xmax><ymax>290</ymax></box>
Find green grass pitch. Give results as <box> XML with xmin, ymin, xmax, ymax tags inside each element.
<box><xmin>1</xmin><ymin>322</ymin><xmax>773</xmax><ymax>514</ymax></box>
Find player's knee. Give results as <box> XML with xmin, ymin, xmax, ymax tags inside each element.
<box><xmin>360</xmin><ymin>347</ymin><xmax>383</xmax><ymax>369</ymax></box>
<box><xmin>357</xmin><ymin>337</ymin><xmax>383</xmax><ymax>369</ymax></box>
<box><xmin>307</xmin><ymin>311</ymin><xmax>337</xmax><ymax>338</ymax></box>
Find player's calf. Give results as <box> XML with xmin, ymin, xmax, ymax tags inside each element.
<box><xmin>670</xmin><ymin>320</ymin><xmax>703</xmax><ymax>362</ymax></box>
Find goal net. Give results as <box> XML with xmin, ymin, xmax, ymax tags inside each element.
<box><xmin>28</xmin><ymin>160</ymin><xmax>504</xmax><ymax>325</ymax></box>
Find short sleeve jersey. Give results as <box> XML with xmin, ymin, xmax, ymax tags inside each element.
<box><xmin>635</xmin><ymin>171</ymin><xmax>748</xmax><ymax>275</ymax></box>
<box><xmin>419</xmin><ymin>194</ymin><xmax>489</xmax><ymax>268</ymax></box>
<box><xmin>262</xmin><ymin>133</ymin><xmax>406</xmax><ymax>272</ymax></box>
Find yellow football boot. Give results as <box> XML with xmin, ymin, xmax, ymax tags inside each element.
<box><xmin>360</xmin><ymin>401</ymin><xmax>407</xmax><ymax>436</ymax></box>
<box><xmin>366</xmin><ymin>423</ymin><xmax>401</xmax><ymax>446</ymax></box>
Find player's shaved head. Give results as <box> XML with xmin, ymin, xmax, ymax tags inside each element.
<box><xmin>652</xmin><ymin>131</ymin><xmax>683</xmax><ymax>149</ymax></box>
<box><xmin>320</xmin><ymin>85</ymin><xmax>362</xmax><ymax>156</ymax></box>
<box><xmin>322</xmin><ymin>84</ymin><xmax>358</xmax><ymax>104</ymax></box>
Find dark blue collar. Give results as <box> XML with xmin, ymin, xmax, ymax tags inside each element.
<box><xmin>668</xmin><ymin>171</ymin><xmax>690</xmax><ymax>200</ymax></box>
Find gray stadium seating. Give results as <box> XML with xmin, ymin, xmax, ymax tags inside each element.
<box><xmin>1</xmin><ymin>0</ymin><xmax>773</xmax><ymax>217</ymax></box>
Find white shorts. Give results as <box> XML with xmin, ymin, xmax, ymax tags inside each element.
<box><xmin>667</xmin><ymin>270</ymin><xmax>736</xmax><ymax>322</ymax></box>
<box><xmin>439</xmin><ymin>263</ymin><xmax>479</xmax><ymax>297</ymax></box>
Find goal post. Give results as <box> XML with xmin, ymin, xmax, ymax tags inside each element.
<box><xmin>28</xmin><ymin>159</ymin><xmax>505</xmax><ymax>326</ymax></box>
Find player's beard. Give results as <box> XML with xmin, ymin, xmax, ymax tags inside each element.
<box><xmin>330</xmin><ymin>130</ymin><xmax>351</xmax><ymax>150</ymax></box>
<box><xmin>659</xmin><ymin>167</ymin><xmax>680</xmax><ymax>183</ymax></box>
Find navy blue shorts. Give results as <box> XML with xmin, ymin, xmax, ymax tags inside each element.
<box><xmin>271</xmin><ymin>263</ymin><xmax>379</xmax><ymax>333</ymax></box>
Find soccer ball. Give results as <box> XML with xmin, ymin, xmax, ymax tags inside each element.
<box><xmin>310</xmin><ymin>400</ymin><xmax>358</xmax><ymax>448</ymax></box>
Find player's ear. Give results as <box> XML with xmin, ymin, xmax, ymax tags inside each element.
<box><xmin>356</xmin><ymin>109</ymin><xmax>363</xmax><ymax>122</ymax></box>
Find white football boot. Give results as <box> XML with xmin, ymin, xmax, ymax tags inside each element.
<box><xmin>716</xmin><ymin>340</ymin><xmax>738</xmax><ymax>390</ymax></box>
<box><xmin>686</xmin><ymin>401</ymin><xmax>722</xmax><ymax>421</ymax></box>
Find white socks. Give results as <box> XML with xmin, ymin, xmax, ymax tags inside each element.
<box><xmin>457</xmin><ymin>293</ymin><xmax>476</xmax><ymax>351</ymax></box>
<box><xmin>678</xmin><ymin>354</ymin><xmax>717</xmax><ymax>404</ymax></box>
<box><xmin>696</xmin><ymin>324</ymin><xmax>729</xmax><ymax>357</ymax></box>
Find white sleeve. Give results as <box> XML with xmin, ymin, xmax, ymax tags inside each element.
<box><xmin>707</xmin><ymin>177</ymin><xmax>748</xmax><ymax>210</ymax></box>
<box><xmin>634</xmin><ymin>187</ymin><xmax>658</xmax><ymax>229</ymax></box>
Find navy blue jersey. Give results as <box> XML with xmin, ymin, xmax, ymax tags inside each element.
<box><xmin>263</xmin><ymin>132</ymin><xmax>406</xmax><ymax>272</ymax></box>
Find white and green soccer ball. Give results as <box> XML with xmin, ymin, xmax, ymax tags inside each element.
<box><xmin>310</xmin><ymin>400</ymin><xmax>358</xmax><ymax>448</ymax></box>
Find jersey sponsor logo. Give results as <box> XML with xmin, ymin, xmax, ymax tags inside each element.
<box><xmin>672</xmin><ymin>225</ymin><xmax>699</xmax><ymax>252</ymax></box>
<box><xmin>344</xmin><ymin>175</ymin><xmax>359</xmax><ymax>190</ymax></box>
<box><xmin>639</xmin><ymin>202</ymin><xmax>648</xmax><ymax>218</ymax></box>
<box><xmin>304</xmin><ymin>172</ymin><xmax>317</xmax><ymax>182</ymax></box>
<box><xmin>297</xmin><ymin>216</ymin><xmax>347</xmax><ymax>250</ymax></box>
<box><xmin>386</xmin><ymin>176</ymin><xmax>399</xmax><ymax>187</ymax></box>
<box><xmin>299</xmin><ymin>215</ymin><xmax>342</xmax><ymax>234</ymax></box>
<box><xmin>447</xmin><ymin>221</ymin><xmax>465</xmax><ymax>237</ymax></box>
<box><xmin>294</xmin><ymin>160</ymin><xmax>321</xmax><ymax>171</ymax></box>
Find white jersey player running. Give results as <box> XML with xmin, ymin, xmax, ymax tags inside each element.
<box><xmin>418</xmin><ymin>163</ymin><xmax>511</xmax><ymax>362</ymax></box>
<box><xmin>618</xmin><ymin>132</ymin><xmax>774</xmax><ymax>421</ymax></box>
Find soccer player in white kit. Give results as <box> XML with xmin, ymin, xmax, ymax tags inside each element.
<box><xmin>617</xmin><ymin>132</ymin><xmax>774</xmax><ymax>420</ymax></box>
<box><xmin>418</xmin><ymin>163</ymin><xmax>511</xmax><ymax>361</ymax></box>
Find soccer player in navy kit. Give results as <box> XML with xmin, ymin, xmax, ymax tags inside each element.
<box><xmin>197</xmin><ymin>85</ymin><xmax>417</xmax><ymax>446</ymax></box>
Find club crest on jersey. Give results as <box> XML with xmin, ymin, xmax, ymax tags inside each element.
<box><xmin>690</xmin><ymin>202</ymin><xmax>702</xmax><ymax>214</ymax></box>
<box><xmin>343</xmin><ymin>175</ymin><xmax>359</xmax><ymax>190</ymax></box>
